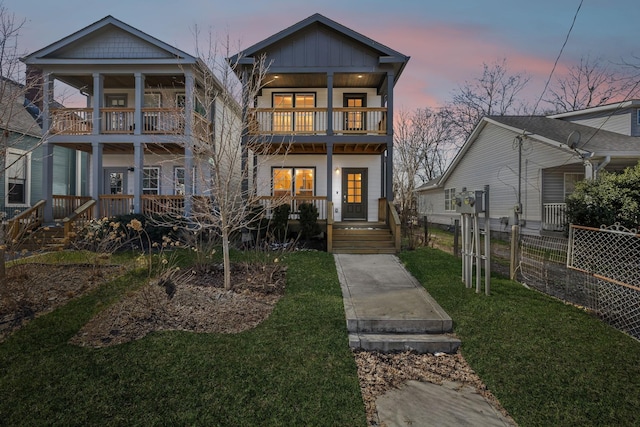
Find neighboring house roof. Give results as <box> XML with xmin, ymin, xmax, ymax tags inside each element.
<box><xmin>228</xmin><ymin>12</ymin><xmax>410</xmax><ymax>84</ymax></box>
<box><xmin>548</xmin><ymin>100</ymin><xmax>640</xmax><ymax>119</ymax></box>
<box><xmin>21</xmin><ymin>15</ymin><xmax>198</xmax><ymax>66</ymax></box>
<box><xmin>430</xmin><ymin>114</ymin><xmax>640</xmax><ymax>189</ymax></box>
<box><xmin>0</xmin><ymin>78</ymin><xmax>42</xmax><ymax>137</ymax></box>
<box><xmin>415</xmin><ymin>177</ymin><xmax>441</xmax><ymax>193</ymax></box>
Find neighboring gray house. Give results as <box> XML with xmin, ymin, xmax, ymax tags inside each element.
<box><xmin>21</xmin><ymin>16</ymin><xmax>240</xmax><ymax>223</ymax></box>
<box><xmin>417</xmin><ymin>101</ymin><xmax>640</xmax><ymax>235</ymax></box>
<box><xmin>1</xmin><ymin>78</ymin><xmax>85</xmax><ymax>219</ymax></box>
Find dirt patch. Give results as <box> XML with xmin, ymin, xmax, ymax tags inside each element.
<box><xmin>0</xmin><ymin>262</ymin><xmax>126</xmax><ymax>342</ymax></box>
<box><xmin>70</xmin><ymin>262</ymin><xmax>287</xmax><ymax>348</ymax></box>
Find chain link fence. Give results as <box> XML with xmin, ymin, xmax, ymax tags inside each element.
<box><xmin>517</xmin><ymin>224</ymin><xmax>640</xmax><ymax>340</ymax></box>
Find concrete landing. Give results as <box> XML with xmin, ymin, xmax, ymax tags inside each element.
<box><xmin>334</xmin><ymin>254</ymin><xmax>460</xmax><ymax>354</ymax></box>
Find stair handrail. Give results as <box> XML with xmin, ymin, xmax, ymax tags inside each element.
<box><xmin>62</xmin><ymin>199</ymin><xmax>96</xmax><ymax>243</ymax></box>
<box><xmin>387</xmin><ymin>200</ymin><xmax>401</xmax><ymax>252</ymax></box>
<box><xmin>5</xmin><ymin>200</ymin><xmax>46</xmax><ymax>242</ymax></box>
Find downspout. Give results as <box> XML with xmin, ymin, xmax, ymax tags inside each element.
<box><xmin>593</xmin><ymin>155</ymin><xmax>611</xmax><ymax>178</ymax></box>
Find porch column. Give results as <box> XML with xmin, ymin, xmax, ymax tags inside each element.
<box><xmin>326</xmin><ymin>142</ymin><xmax>333</xmax><ymax>204</ymax></box>
<box><xmin>134</xmin><ymin>73</ymin><xmax>144</xmax><ymax>136</ymax></box>
<box><xmin>41</xmin><ymin>73</ymin><xmax>54</xmax><ymax>222</ymax></box>
<box><xmin>326</xmin><ymin>72</ymin><xmax>334</xmax><ymax>135</ymax></box>
<box><xmin>133</xmin><ymin>141</ymin><xmax>143</xmax><ymax>214</ymax></box>
<box><xmin>92</xmin><ymin>73</ymin><xmax>103</xmax><ymax>135</ymax></box>
<box><xmin>183</xmin><ymin>71</ymin><xmax>195</xmax><ymax>217</ymax></box>
<box><xmin>385</xmin><ymin>71</ymin><xmax>395</xmax><ymax>201</ymax></box>
<box><xmin>91</xmin><ymin>141</ymin><xmax>103</xmax><ymax>218</ymax></box>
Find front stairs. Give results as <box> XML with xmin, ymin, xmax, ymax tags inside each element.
<box><xmin>332</xmin><ymin>222</ymin><xmax>397</xmax><ymax>254</ymax></box>
<box><xmin>12</xmin><ymin>225</ymin><xmax>66</xmax><ymax>252</ymax></box>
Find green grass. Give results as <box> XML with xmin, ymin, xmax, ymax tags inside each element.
<box><xmin>400</xmin><ymin>247</ymin><xmax>640</xmax><ymax>427</ymax></box>
<box><xmin>0</xmin><ymin>251</ymin><xmax>365</xmax><ymax>426</ymax></box>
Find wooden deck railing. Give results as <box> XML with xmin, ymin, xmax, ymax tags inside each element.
<box><xmin>5</xmin><ymin>200</ymin><xmax>46</xmax><ymax>242</ymax></box>
<box><xmin>63</xmin><ymin>199</ymin><xmax>96</xmax><ymax>243</ymax></box>
<box><xmin>248</xmin><ymin>107</ymin><xmax>387</xmax><ymax>135</ymax></box>
<box><xmin>379</xmin><ymin>198</ymin><xmax>400</xmax><ymax>252</ymax></box>
<box><xmin>53</xmin><ymin>195</ymin><xmax>93</xmax><ymax>219</ymax></box>
<box><xmin>50</xmin><ymin>108</ymin><xmax>211</xmax><ymax>140</ymax></box>
<box><xmin>257</xmin><ymin>196</ymin><xmax>327</xmax><ymax>220</ymax></box>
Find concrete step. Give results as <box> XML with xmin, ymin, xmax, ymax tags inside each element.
<box><xmin>349</xmin><ymin>333</ymin><xmax>461</xmax><ymax>354</ymax></box>
<box><xmin>347</xmin><ymin>317</ymin><xmax>452</xmax><ymax>334</ymax></box>
<box><xmin>332</xmin><ymin>247</ymin><xmax>397</xmax><ymax>254</ymax></box>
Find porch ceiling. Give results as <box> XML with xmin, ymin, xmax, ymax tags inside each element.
<box><xmin>259</xmin><ymin>142</ymin><xmax>387</xmax><ymax>154</ymax></box>
<box><xmin>57</xmin><ymin>74</ymin><xmax>186</xmax><ymax>94</ymax></box>
<box><xmin>263</xmin><ymin>72</ymin><xmax>385</xmax><ymax>89</ymax></box>
<box><xmin>53</xmin><ymin>142</ymin><xmax>184</xmax><ymax>155</ymax></box>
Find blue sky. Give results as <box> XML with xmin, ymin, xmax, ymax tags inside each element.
<box><xmin>5</xmin><ymin>0</ymin><xmax>639</xmax><ymax>111</ymax></box>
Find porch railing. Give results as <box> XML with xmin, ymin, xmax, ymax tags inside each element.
<box><xmin>53</xmin><ymin>195</ymin><xmax>93</xmax><ymax>219</ymax></box>
<box><xmin>257</xmin><ymin>196</ymin><xmax>327</xmax><ymax>220</ymax></box>
<box><xmin>99</xmin><ymin>195</ymin><xmax>134</xmax><ymax>218</ymax></box>
<box><xmin>50</xmin><ymin>108</ymin><xmax>211</xmax><ymax>140</ymax></box>
<box><xmin>98</xmin><ymin>195</ymin><xmax>211</xmax><ymax>218</ymax></box>
<box><xmin>248</xmin><ymin>107</ymin><xmax>387</xmax><ymax>136</ymax></box>
<box><xmin>5</xmin><ymin>200</ymin><xmax>46</xmax><ymax>242</ymax></box>
<box><xmin>543</xmin><ymin>203</ymin><xmax>567</xmax><ymax>231</ymax></box>
<box><xmin>63</xmin><ymin>199</ymin><xmax>96</xmax><ymax>243</ymax></box>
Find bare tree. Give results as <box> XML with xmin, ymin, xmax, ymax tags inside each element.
<box><xmin>0</xmin><ymin>4</ymin><xmax>43</xmax><ymax>280</ymax></box>
<box><xmin>545</xmin><ymin>54</ymin><xmax>636</xmax><ymax>113</ymax></box>
<box><xmin>393</xmin><ymin>107</ymin><xmax>454</xmax><ymax>222</ymax></box>
<box><xmin>149</xmin><ymin>29</ymin><xmax>285</xmax><ymax>290</ymax></box>
<box><xmin>443</xmin><ymin>58</ymin><xmax>530</xmax><ymax>142</ymax></box>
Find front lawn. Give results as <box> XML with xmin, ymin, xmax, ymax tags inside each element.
<box><xmin>401</xmin><ymin>247</ymin><xmax>640</xmax><ymax>427</ymax></box>
<box><xmin>0</xmin><ymin>251</ymin><xmax>366</xmax><ymax>426</ymax></box>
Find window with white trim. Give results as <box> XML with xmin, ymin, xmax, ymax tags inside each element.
<box><xmin>444</xmin><ymin>188</ymin><xmax>456</xmax><ymax>211</ymax></box>
<box><xmin>5</xmin><ymin>149</ymin><xmax>30</xmax><ymax>206</ymax></box>
<box><xmin>174</xmin><ymin>166</ymin><xmax>196</xmax><ymax>195</ymax></box>
<box><xmin>143</xmin><ymin>167</ymin><xmax>160</xmax><ymax>195</ymax></box>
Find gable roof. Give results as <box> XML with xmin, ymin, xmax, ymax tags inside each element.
<box><xmin>21</xmin><ymin>15</ymin><xmax>198</xmax><ymax>66</ymax></box>
<box><xmin>0</xmin><ymin>78</ymin><xmax>41</xmax><ymax>137</ymax></box>
<box><xmin>426</xmin><ymin>115</ymin><xmax>640</xmax><ymax>190</ymax></box>
<box><xmin>228</xmin><ymin>13</ymin><xmax>409</xmax><ymax>82</ymax></box>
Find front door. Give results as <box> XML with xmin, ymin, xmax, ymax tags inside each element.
<box><xmin>342</xmin><ymin>168</ymin><xmax>367</xmax><ymax>220</ymax></box>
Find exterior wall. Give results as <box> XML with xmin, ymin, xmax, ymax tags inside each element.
<box><xmin>541</xmin><ymin>164</ymin><xmax>585</xmax><ymax>204</ymax></box>
<box><xmin>424</xmin><ymin>123</ymin><xmax>582</xmax><ymax>234</ymax></box>
<box><xmin>257</xmin><ymin>153</ymin><xmax>381</xmax><ymax>221</ymax></box>
<box><xmin>560</xmin><ymin>109</ymin><xmax>633</xmax><ymax>135</ymax></box>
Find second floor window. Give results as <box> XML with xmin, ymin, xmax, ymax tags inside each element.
<box><xmin>273</xmin><ymin>93</ymin><xmax>315</xmax><ymax>133</ymax></box>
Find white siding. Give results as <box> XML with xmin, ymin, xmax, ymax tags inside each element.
<box><xmin>434</xmin><ymin>123</ymin><xmax>581</xmax><ymax>233</ymax></box>
<box><xmin>561</xmin><ymin>110</ymin><xmax>632</xmax><ymax>135</ymax></box>
<box><xmin>257</xmin><ymin>153</ymin><xmax>381</xmax><ymax>221</ymax></box>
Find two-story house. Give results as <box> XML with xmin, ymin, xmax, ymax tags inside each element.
<box><xmin>417</xmin><ymin>100</ymin><xmax>640</xmax><ymax>236</ymax></box>
<box><xmin>21</xmin><ymin>16</ymin><xmax>240</xmax><ymax>226</ymax></box>
<box><xmin>228</xmin><ymin>13</ymin><xmax>409</xmax><ymax>253</ymax></box>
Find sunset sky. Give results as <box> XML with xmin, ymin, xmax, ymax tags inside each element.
<box><xmin>6</xmin><ymin>0</ymin><xmax>639</xmax><ymax>112</ymax></box>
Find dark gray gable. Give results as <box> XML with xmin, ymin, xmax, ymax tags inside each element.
<box><xmin>261</xmin><ymin>22</ymin><xmax>380</xmax><ymax>69</ymax></box>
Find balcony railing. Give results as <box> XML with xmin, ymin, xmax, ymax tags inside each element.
<box><xmin>50</xmin><ymin>108</ymin><xmax>211</xmax><ymax>140</ymax></box>
<box><xmin>543</xmin><ymin>203</ymin><xmax>567</xmax><ymax>231</ymax></box>
<box><xmin>248</xmin><ymin>107</ymin><xmax>387</xmax><ymax>136</ymax></box>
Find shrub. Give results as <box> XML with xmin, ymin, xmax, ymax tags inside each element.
<box><xmin>298</xmin><ymin>203</ymin><xmax>321</xmax><ymax>239</ymax></box>
<box><xmin>270</xmin><ymin>204</ymin><xmax>291</xmax><ymax>242</ymax></box>
<box><xmin>566</xmin><ymin>161</ymin><xmax>640</xmax><ymax>230</ymax></box>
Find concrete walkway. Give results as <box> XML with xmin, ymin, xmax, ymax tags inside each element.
<box><xmin>334</xmin><ymin>254</ymin><xmax>516</xmax><ymax>427</ymax></box>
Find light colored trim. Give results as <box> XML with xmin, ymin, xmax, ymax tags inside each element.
<box><xmin>4</xmin><ymin>148</ymin><xmax>31</xmax><ymax>208</ymax></box>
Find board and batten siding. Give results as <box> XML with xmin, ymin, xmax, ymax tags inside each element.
<box><xmin>266</xmin><ymin>24</ymin><xmax>380</xmax><ymax>69</ymax></box>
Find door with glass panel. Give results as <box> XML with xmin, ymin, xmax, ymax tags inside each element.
<box><xmin>273</xmin><ymin>93</ymin><xmax>315</xmax><ymax>133</ymax></box>
<box><xmin>341</xmin><ymin>168</ymin><xmax>367</xmax><ymax>220</ymax></box>
<box><xmin>103</xmin><ymin>168</ymin><xmax>129</xmax><ymax>216</ymax></box>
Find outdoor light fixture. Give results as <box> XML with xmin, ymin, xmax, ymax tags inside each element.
<box><xmin>335</xmin><ymin>167</ymin><xmax>340</xmax><ymax>174</ymax></box>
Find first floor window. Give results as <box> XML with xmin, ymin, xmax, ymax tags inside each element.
<box><xmin>272</xmin><ymin>167</ymin><xmax>315</xmax><ymax>198</ymax></box>
<box><xmin>6</xmin><ymin>149</ymin><xmax>29</xmax><ymax>205</ymax></box>
<box><xmin>143</xmin><ymin>167</ymin><xmax>160</xmax><ymax>195</ymax></box>
<box><xmin>444</xmin><ymin>188</ymin><xmax>456</xmax><ymax>211</ymax></box>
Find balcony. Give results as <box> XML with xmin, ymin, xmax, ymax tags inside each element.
<box><xmin>248</xmin><ymin>107</ymin><xmax>387</xmax><ymax>136</ymax></box>
<box><xmin>49</xmin><ymin>108</ymin><xmax>212</xmax><ymax>141</ymax></box>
